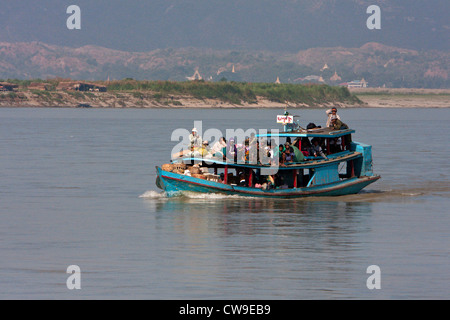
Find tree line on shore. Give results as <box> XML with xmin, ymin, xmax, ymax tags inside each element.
<box><xmin>0</xmin><ymin>78</ymin><xmax>362</xmax><ymax>106</ymax></box>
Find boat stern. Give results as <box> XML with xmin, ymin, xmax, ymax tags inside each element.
<box><xmin>351</xmin><ymin>142</ymin><xmax>375</xmax><ymax>177</ymax></box>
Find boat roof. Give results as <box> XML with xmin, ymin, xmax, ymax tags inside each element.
<box><xmin>257</xmin><ymin>127</ymin><xmax>355</xmax><ymax>139</ymax></box>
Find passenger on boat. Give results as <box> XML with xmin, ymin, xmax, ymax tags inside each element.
<box><xmin>203</xmin><ymin>140</ymin><xmax>212</xmax><ymax>155</ymax></box>
<box><xmin>309</xmin><ymin>138</ymin><xmax>328</xmax><ymax>159</ymax></box>
<box><xmin>326</xmin><ymin>107</ymin><xmax>341</xmax><ymax>127</ymax></box>
<box><xmin>249</xmin><ymin>132</ymin><xmax>257</xmax><ymax>146</ymax></box>
<box><xmin>277</xmin><ymin>144</ymin><xmax>285</xmax><ymax>164</ymax></box>
<box><xmin>235</xmin><ymin>142</ymin><xmax>247</xmax><ymax>163</ymax></box>
<box><xmin>243</xmin><ymin>138</ymin><xmax>252</xmax><ymax>163</ymax></box>
<box><xmin>264</xmin><ymin>141</ymin><xmax>274</xmax><ymax>161</ymax></box>
<box><xmin>283</xmin><ymin>142</ymin><xmax>295</xmax><ymax>164</ymax></box>
<box><xmin>239</xmin><ymin>172</ymin><xmax>247</xmax><ymax>186</ymax></box>
<box><xmin>329</xmin><ymin>137</ymin><xmax>342</xmax><ymax>153</ymax></box>
<box><xmin>306</xmin><ymin>122</ymin><xmax>321</xmax><ymax>130</ymax></box>
<box><xmin>192</xmin><ymin>140</ymin><xmax>210</xmax><ymax>158</ymax></box>
<box><xmin>330</xmin><ymin>117</ymin><xmax>348</xmax><ymax>130</ymax></box>
<box><xmin>226</xmin><ymin>138</ymin><xmax>236</xmax><ymax>163</ymax></box>
<box><xmin>211</xmin><ymin>137</ymin><xmax>227</xmax><ymax>158</ymax></box>
<box><xmin>301</xmin><ymin>137</ymin><xmax>311</xmax><ymax>156</ymax></box>
<box><xmin>189</xmin><ymin>128</ymin><xmax>202</xmax><ymax>149</ymax></box>
<box><xmin>251</xmin><ymin>138</ymin><xmax>259</xmax><ymax>164</ymax></box>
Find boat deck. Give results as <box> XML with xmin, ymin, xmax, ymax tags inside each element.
<box><xmin>257</xmin><ymin>127</ymin><xmax>355</xmax><ymax>138</ymax></box>
<box><xmin>174</xmin><ymin>150</ymin><xmax>362</xmax><ymax>171</ymax></box>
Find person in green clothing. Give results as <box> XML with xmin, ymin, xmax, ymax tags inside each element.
<box><xmin>330</xmin><ymin>117</ymin><xmax>348</xmax><ymax>130</ymax></box>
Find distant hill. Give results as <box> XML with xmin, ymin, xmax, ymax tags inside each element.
<box><xmin>0</xmin><ymin>41</ymin><xmax>448</xmax><ymax>88</ymax></box>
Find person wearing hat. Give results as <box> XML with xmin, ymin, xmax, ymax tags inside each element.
<box><xmin>191</xmin><ymin>139</ymin><xmax>210</xmax><ymax>158</ymax></box>
<box><xmin>330</xmin><ymin>117</ymin><xmax>348</xmax><ymax>131</ymax></box>
<box><xmin>189</xmin><ymin>127</ymin><xmax>202</xmax><ymax>150</ymax></box>
<box><xmin>200</xmin><ymin>140</ymin><xmax>211</xmax><ymax>157</ymax></box>
<box><xmin>202</xmin><ymin>140</ymin><xmax>210</xmax><ymax>151</ymax></box>
<box><xmin>326</xmin><ymin>107</ymin><xmax>341</xmax><ymax>127</ymax></box>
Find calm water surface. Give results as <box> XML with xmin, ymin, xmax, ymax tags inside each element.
<box><xmin>0</xmin><ymin>107</ymin><xmax>449</xmax><ymax>299</ymax></box>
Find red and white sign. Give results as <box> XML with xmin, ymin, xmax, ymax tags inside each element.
<box><xmin>277</xmin><ymin>115</ymin><xmax>293</xmax><ymax>124</ymax></box>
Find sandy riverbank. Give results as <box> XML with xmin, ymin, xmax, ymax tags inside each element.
<box><xmin>350</xmin><ymin>88</ymin><xmax>450</xmax><ymax>108</ymax></box>
<box><xmin>0</xmin><ymin>91</ymin><xmax>360</xmax><ymax>109</ymax></box>
<box><xmin>1</xmin><ymin>88</ymin><xmax>449</xmax><ymax>108</ymax></box>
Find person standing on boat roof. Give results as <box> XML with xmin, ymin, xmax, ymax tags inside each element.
<box><xmin>189</xmin><ymin>128</ymin><xmax>202</xmax><ymax>150</ymax></box>
<box><xmin>326</xmin><ymin>107</ymin><xmax>341</xmax><ymax>127</ymax></box>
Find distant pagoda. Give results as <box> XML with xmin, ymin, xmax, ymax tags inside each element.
<box><xmin>187</xmin><ymin>68</ymin><xmax>202</xmax><ymax>81</ymax></box>
<box><xmin>330</xmin><ymin>70</ymin><xmax>342</xmax><ymax>82</ymax></box>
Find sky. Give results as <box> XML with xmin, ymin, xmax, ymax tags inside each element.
<box><xmin>0</xmin><ymin>0</ymin><xmax>448</xmax><ymax>52</ymax></box>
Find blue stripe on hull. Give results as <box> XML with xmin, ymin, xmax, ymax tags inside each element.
<box><xmin>156</xmin><ymin>167</ymin><xmax>380</xmax><ymax>198</ymax></box>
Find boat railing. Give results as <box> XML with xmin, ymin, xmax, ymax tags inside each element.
<box><xmin>175</xmin><ymin>150</ymin><xmax>362</xmax><ymax>170</ymax></box>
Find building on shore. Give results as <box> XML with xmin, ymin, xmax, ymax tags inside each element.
<box><xmin>293</xmin><ymin>75</ymin><xmax>325</xmax><ymax>83</ymax></box>
<box><xmin>0</xmin><ymin>82</ymin><xmax>19</xmax><ymax>91</ymax></box>
<box><xmin>343</xmin><ymin>78</ymin><xmax>368</xmax><ymax>88</ymax></box>
<box><xmin>57</xmin><ymin>81</ymin><xmax>107</xmax><ymax>92</ymax></box>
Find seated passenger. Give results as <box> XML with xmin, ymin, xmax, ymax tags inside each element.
<box><xmin>330</xmin><ymin>117</ymin><xmax>348</xmax><ymax>130</ymax></box>
<box><xmin>235</xmin><ymin>143</ymin><xmax>246</xmax><ymax>163</ymax></box>
<box><xmin>277</xmin><ymin>144</ymin><xmax>285</xmax><ymax>164</ymax></box>
<box><xmin>193</xmin><ymin>140</ymin><xmax>211</xmax><ymax>158</ymax></box>
<box><xmin>211</xmin><ymin>137</ymin><xmax>227</xmax><ymax>159</ymax></box>
<box><xmin>226</xmin><ymin>138</ymin><xmax>236</xmax><ymax>163</ymax></box>
<box><xmin>239</xmin><ymin>173</ymin><xmax>247</xmax><ymax>186</ymax></box>
<box><xmin>309</xmin><ymin>138</ymin><xmax>328</xmax><ymax>159</ymax></box>
<box><xmin>283</xmin><ymin>142</ymin><xmax>294</xmax><ymax>164</ymax></box>
<box><xmin>300</xmin><ymin>137</ymin><xmax>311</xmax><ymax>156</ymax></box>
<box><xmin>329</xmin><ymin>137</ymin><xmax>342</xmax><ymax>153</ymax></box>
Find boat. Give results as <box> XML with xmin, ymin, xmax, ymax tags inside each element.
<box><xmin>155</xmin><ymin>112</ymin><xmax>380</xmax><ymax>198</ymax></box>
<box><xmin>77</xmin><ymin>103</ymin><xmax>92</xmax><ymax>108</ymax></box>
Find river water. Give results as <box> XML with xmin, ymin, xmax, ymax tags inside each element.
<box><xmin>0</xmin><ymin>107</ymin><xmax>449</xmax><ymax>299</ymax></box>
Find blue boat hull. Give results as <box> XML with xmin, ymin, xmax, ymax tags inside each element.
<box><xmin>156</xmin><ymin>166</ymin><xmax>380</xmax><ymax>198</ymax></box>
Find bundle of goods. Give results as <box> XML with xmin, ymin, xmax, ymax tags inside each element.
<box><xmin>189</xmin><ymin>166</ymin><xmax>201</xmax><ymax>175</ymax></box>
<box><xmin>172</xmin><ymin>162</ymin><xmax>187</xmax><ymax>174</ymax></box>
<box><xmin>161</xmin><ymin>164</ymin><xmax>174</xmax><ymax>172</ymax></box>
<box><xmin>191</xmin><ymin>173</ymin><xmax>207</xmax><ymax>180</ymax></box>
<box><xmin>173</xmin><ymin>163</ymin><xmax>187</xmax><ymax>171</ymax></box>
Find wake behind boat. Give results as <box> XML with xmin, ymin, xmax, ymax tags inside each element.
<box><xmin>156</xmin><ymin>110</ymin><xmax>380</xmax><ymax>198</ymax></box>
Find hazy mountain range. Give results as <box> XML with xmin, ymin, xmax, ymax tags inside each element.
<box><xmin>0</xmin><ymin>1</ymin><xmax>448</xmax><ymax>88</ymax></box>
<box><xmin>0</xmin><ymin>41</ymin><xmax>448</xmax><ymax>88</ymax></box>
